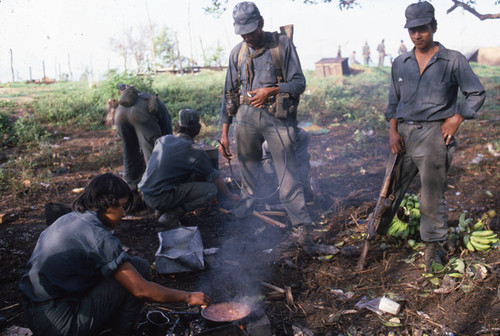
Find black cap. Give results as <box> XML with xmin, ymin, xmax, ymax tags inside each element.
<box><xmin>404</xmin><ymin>2</ymin><xmax>435</xmax><ymax>29</ymax></box>
<box><xmin>117</xmin><ymin>83</ymin><xmax>127</xmax><ymax>91</ymax></box>
<box><xmin>233</xmin><ymin>2</ymin><xmax>261</xmax><ymax>35</ymax></box>
<box><xmin>178</xmin><ymin>109</ymin><xmax>200</xmax><ymax>127</ymax></box>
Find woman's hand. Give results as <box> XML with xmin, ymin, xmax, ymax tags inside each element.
<box><xmin>187</xmin><ymin>292</ymin><xmax>211</xmax><ymax>307</ymax></box>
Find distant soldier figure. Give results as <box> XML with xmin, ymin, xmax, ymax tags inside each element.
<box><xmin>349</xmin><ymin>51</ymin><xmax>359</xmax><ymax>65</ymax></box>
<box><xmin>398</xmin><ymin>40</ymin><xmax>408</xmax><ymax>55</ymax></box>
<box><xmin>337</xmin><ymin>45</ymin><xmax>342</xmax><ymax>58</ymax></box>
<box><xmin>377</xmin><ymin>39</ymin><xmax>386</xmax><ymax>66</ymax></box>
<box><xmin>362</xmin><ymin>42</ymin><xmax>370</xmax><ymax>65</ymax></box>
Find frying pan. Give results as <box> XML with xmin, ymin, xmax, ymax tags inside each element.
<box><xmin>201</xmin><ymin>301</ymin><xmax>251</xmax><ymax>325</ymax></box>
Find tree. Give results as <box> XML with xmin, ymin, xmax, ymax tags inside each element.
<box><xmin>109</xmin><ymin>33</ymin><xmax>129</xmax><ymax>73</ymax></box>
<box><xmin>203</xmin><ymin>0</ymin><xmax>499</xmax><ymax>20</ymax></box>
<box><xmin>446</xmin><ymin>0</ymin><xmax>500</xmax><ymax>20</ymax></box>
<box><xmin>202</xmin><ymin>42</ymin><xmax>225</xmax><ymax>67</ymax></box>
<box><xmin>153</xmin><ymin>27</ymin><xmax>177</xmax><ymax>70</ymax></box>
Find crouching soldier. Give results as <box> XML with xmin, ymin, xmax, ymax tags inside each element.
<box><xmin>139</xmin><ymin>109</ymin><xmax>240</xmax><ymax>228</ymax></box>
<box><xmin>20</xmin><ymin>173</ymin><xmax>209</xmax><ymax>336</ymax></box>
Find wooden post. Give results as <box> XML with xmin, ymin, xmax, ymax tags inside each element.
<box><xmin>42</xmin><ymin>61</ymin><xmax>46</xmax><ymax>82</ymax></box>
<box><xmin>67</xmin><ymin>53</ymin><xmax>73</xmax><ymax>81</ymax></box>
<box><xmin>175</xmin><ymin>32</ymin><xmax>183</xmax><ymax>74</ymax></box>
<box><xmin>9</xmin><ymin>49</ymin><xmax>14</xmax><ymax>82</ymax></box>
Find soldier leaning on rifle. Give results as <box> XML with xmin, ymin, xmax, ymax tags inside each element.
<box><xmin>377</xmin><ymin>1</ymin><xmax>485</xmax><ymax>272</ymax></box>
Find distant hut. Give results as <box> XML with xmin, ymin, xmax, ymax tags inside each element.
<box><xmin>468</xmin><ymin>47</ymin><xmax>500</xmax><ymax>66</ymax></box>
<box><xmin>315</xmin><ymin>57</ymin><xmax>350</xmax><ymax>77</ymax></box>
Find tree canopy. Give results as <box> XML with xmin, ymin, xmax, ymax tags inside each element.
<box><xmin>203</xmin><ymin>0</ymin><xmax>499</xmax><ymax>20</ymax></box>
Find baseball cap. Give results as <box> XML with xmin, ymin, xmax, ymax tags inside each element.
<box><xmin>404</xmin><ymin>2</ymin><xmax>435</xmax><ymax>29</ymax></box>
<box><xmin>233</xmin><ymin>2</ymin><xmax>261</xmax><ymax>35</ymax></box>
<box><xmin>178</xmin><ymin>109</ymin><xmax>200</xmax><ymax>127</ymax></box>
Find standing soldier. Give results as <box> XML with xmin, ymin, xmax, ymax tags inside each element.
<box><xmin>379</xmin><ymin>1</ymin><xmax>485</xmax><ymax>272</ymax></box>
<box><xmin>377</xmin><ymin>39</ymin><xmax>386</xmax><ymax>66</ymax></box>
<box><xmin>398</xmin><ymin>40</ymin><xmax>408</xmax><ymax>55</ymax></box>
<box><xmin>219</xmin><ymin>1</ymin><xmax>312</xmax><ymax>232</ymax></box>
<box><xmin>362</xmin><ymin>41</ymin><xmax>370</xmax><ymax>65</ymax></box>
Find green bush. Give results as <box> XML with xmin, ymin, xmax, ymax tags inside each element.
<box><xmin>300</xmin><ymin>69</ymin><xmax>390</xmax><ymax>130</ymax></box>
<box><xmin>12</xmin><ymin>116</ymin><xmax>50</xmax><ymax>148</ymax></box>
<box><xmin>95</xmin><ymin>71</ymin><xmax>154</xmax><ymax>102</ymax></box>
<box><xmin>153</xmin><ymin>71</ymin><xmax>225</xmax><ymax>125</ymax></box>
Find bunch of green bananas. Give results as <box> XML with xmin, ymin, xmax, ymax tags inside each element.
<box><xmin>387</xmin><ymin>193</ymin><xmax>420</xmax><ymax>239</ymax></box>
<box><xmin>460</xmin><ymin>210</ymin><xmax>499</xmax><ymax>252</ymax></box>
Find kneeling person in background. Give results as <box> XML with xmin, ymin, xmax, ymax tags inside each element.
<box><xmin>139</xmin><ymin>109</ymin><xmax>240</xmax><ymax>228</ymax></box>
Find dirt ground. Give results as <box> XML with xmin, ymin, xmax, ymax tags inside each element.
<box><xmin>0</xmin><ymin>116</ymin><xmax>499</xmax><ymax>335</ymax></box>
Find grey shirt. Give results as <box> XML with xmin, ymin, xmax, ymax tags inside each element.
<box><xmin>138</xmin><ymin>133</ymin><xmax>220</xmax><ymax>196</ymax></box>
<box><xmin>221</xmin><ymin>31</ymin><xmax>306</xmax><ymax>125</ymax></box>
<box><xmin>19</xmin><ymin>211</ymin><xmax>130</xmax><ymax>302</ymax></box>
<box><xmin>386</xmin><ymin>42</ymin><xmax>485</xmax><ymax>122</ymax></box>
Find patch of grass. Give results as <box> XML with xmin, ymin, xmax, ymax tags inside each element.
<box><xmin>12</xmin><ymin>116</ymin><xmax>50</xmax><ymax>148</ymax></box>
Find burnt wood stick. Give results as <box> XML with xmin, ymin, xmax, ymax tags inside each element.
<box><xmin>252</xmin><ymin>211</ymin><xmax>287</xmax><ymax>228</ymax></box>
<box><xmin>259</xmin><ymin>210</ymin><xmax>287</xmax><ymax>217</ymax></box>
<box><xmin>261</xmin><ymin>281</ymin><xmax>286</xmax><ymax>293</ymax></box>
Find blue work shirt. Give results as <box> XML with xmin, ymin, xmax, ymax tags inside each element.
<box><xmin>386</xmin><ymin>42</ymin><xmax>485</xmax><ymax>121</ymax></box>
<box><xmin>138</xmin><ymin>133</ymin><xmax>220</xmax><ymax>196</ymax></box>
<box><xmin>221</xmin><ymin>31</ymin><xmax>306</xmax><ymax>125</ymax></box>
<box><xmin>19</xmin><ymin>211</ymin><xmax>130</xmax><ymax>302</ymax></box>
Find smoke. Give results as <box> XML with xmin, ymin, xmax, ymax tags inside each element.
<box><xmin>198</xmin><ymin>216</ymin><xmax>288</xmax><ymax>308</ymax></box>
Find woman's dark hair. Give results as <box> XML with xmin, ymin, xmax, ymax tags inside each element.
<box><xmin>71</xmin><ymin>173</ymin><xmax>132</xmax><ymax>214</ymax></box>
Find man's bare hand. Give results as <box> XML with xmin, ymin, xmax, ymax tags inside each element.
<box><xmin>441</xmin><ymin>114</ymin><xmax>464</xmax><ymax>145</ymax></box>
<box><xmin>248</xmin><ymin>87</ymin><xmax>279</xmax><ymax>108</ymax></box>
<box><xmin>218</xmin><ymin>138</ymin><xmax>232</xmax><ymax>160</ymax></box>
<box><xmin>389</xmin><ymin>129</ymin><xmax>405</xmax><ymax>154</ymax></box>
<box><xmin>389</xmin><ymin>119</ymin><xmax>405</xmax><ymax>154</ymax></box>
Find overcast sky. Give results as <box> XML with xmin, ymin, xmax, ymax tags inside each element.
<box><xmin>1</xmin><ymin>0</ymin><xmax>499</xmax><ymax>83</ymax></box>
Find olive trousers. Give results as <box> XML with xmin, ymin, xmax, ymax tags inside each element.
<box><xmin>233</xmin><ymin>105</ymin><xmax>311</xmax><ymax>225</ymax></box>
<box><xmin>379</xmin><ymin>121</ymin><xmax>457</xmax><ymax>242</ymax></box>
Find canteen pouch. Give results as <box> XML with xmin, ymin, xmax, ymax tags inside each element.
<box><xmin>272</xmin><ymin>92</ymin><xmax>298</xmax><ymax>119</ymax></box>
<box><xmin>225</xmin><ymin>91</ymin><xmax>240</xmax><ymax>117</ymax></box>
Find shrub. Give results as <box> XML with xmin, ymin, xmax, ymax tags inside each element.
<box><xmin>12</xmin><ymin>116</ymin><xmax>50</xmax><ymax>148</ymax></box>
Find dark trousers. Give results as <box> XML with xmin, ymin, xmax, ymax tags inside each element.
<box><xmin>379</xmin><ymin>121</ymin><xmax>456</xmax><ymax>242</ymax></box>
<box><xmin>115</xmin><ymin>101</ymin><xmax>162</xmax><ymax>191</ymax></box>
<box><xmin>233</xmin><ymin>105</ymin><xmax>311</xmax><ymax>225</ymax></box>
<box><xmin>23</xmin><ymin>257</ymin><xmax>150</xmax><ymax>336</ymax></box>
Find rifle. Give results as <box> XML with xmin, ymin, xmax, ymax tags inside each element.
<box><xmin>357</xmin><ymin>153</ymin><xmax>399</xmax><ymax>271</ymax></box>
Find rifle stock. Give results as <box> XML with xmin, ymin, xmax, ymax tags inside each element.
<box><xmin>357</xmin><ymin>153</ymin><xmax>398</xmax><ymax>271</ymax></box>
